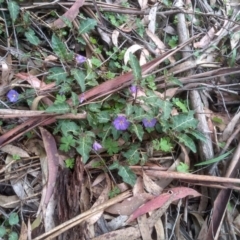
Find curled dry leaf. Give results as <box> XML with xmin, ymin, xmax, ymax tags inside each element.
<box><xmin>124</xmin><ymin>44</ymin><xmax>143</xmax><ymax>65</ymax></box>
<box><xmin>139</xmin><ymin>49</ymin><xmax>150</xmax><ymax>66</ymax></box>
<box><xmin>142</xmin><ymin>171</ymin><xmax>162</xmax><ymax>196</ymax></box>
<box><xmin>112</xmin><ymin>29</ymin><xmax>120</xmax><ymax>47</ymax></box>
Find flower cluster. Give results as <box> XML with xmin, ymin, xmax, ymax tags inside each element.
<box><xmin>113</xmin><ymin>116</ymin><xmax>157</xmax><ymax>131</ymax></box>
<box><xmin>7</xmin><ymin>90</ymin><xmax>19</xmax><ymax>103</ymax></box>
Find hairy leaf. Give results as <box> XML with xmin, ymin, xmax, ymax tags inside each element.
<box><xmin>118</xmin><ymin>166</ymin><xmax>136</xmax><ymax>186</ymax></box>
<box><xmin>79</xmin><ymin>18</ymin><xmax>97</xmax><ymax>34</ymax></box>
<box><xmin>131</xmin><ymin>124</ymin><xmax>144</xmax><ymax>141</ymax></box>
<box><xmin>122</xmin><ymin>146</ymin><xmax>140</xmax><ymax>165</ymax></box>
<box><xmin>8</xmin><ymin>1</ymin><xmax>19</xmax><ymax>22</ymax></box>
<box><xmin>171</xmin><ymin>111</ymin><xmax>198</xmax><ymax>131</ymax></box>
<box><xmin>177</xmin><ymin>133</ymin><xmax>196</xmax><ymax>153</ymax></box>
<box><xmin>45</xmin><ymin>103</ymin><xmax>70</xmax><ymax>114</ymax></box>
<box><xmin>25</xmin><ymin>29</ymin><xmax>40</xmax><ymax>46</ymax></box>
<box><xmin>48</xmin><ymin>67</ymin><xmax>68</xmax><ymax>84</ymax></box>
<box><xmin>71</xmin><ymin>68</ymin><xmax>86</xmax><ymax>92</ymax></box>
<box><xmin>129</xmin><ymin>53</ymin><xmax>142</xmax><ymax>81</ymax></box>
<box><xmin>52</xmin><ymin>34</ymin><xmax>69</xmax><ymax>60</ymax></box>
<box><xmin>76</xmin><ymin>135</ymin><xmax>93</xmax><ymax>163</ymax></box>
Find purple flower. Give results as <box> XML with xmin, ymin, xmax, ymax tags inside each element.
<box><xmin>142</xmin><ymin>118</ymin><xmax>157</xmax><ymax>128</ymax></box>
<box><xmin>7</xmin><ymin>90</ymin><xmax>19</xmax><ymax>103</ymax></box>
<box><xmin>130</xmin><ymin>85</ymin><xmax>138</xmax><ymax>94</ymax></box>
<box><xmin>93</xmin><ymin>141</ymin><xmax>102</xmax><ymax>151</ymax></box>
<box><xmin>113</xmin><ymin>116</ymin><xmax>130</xmax><ymax>130</ymax></box>
<box><xmin>75</xmin><ymin>54</ymin><xmax>86</xmax><ymax>64</ymax></box>
<box><xmin>79</xmin><ymin>94</ymin><xmax>85</xmax><ymax>103</ymax></box>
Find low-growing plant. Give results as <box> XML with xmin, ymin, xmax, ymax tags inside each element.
<box><xmin>0</xmin><ymin>212</ymin><xmax>19</xmax><ymax>240</ymax></box>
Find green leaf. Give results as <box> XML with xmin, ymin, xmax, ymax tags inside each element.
<box><xmin>65</xmin><ymin>158</ymin><xmax>75</xmax><ymax>169</ymax></box>
<box><xmin>132</xmin><ymin>106</ymin><xmax>147</xmax><ymax>121</ymax></box>
<box><xmin>177</xmin><ymin>133</ymin><xmax>196</xmax><ymax>153</ymax></box>
<box><xmin>51</xmin><ymin>34</ymin><xmax>73</xmax><ymax>61</ymax></box>
<box><xmin>97</xmin><ymin>111</ymin><xmax>110</xmax><ymax>123</ymax></box>
<box><xmin>118</xmin><ymin>166</ymin><xmax>136</xmax><ymax>186</ymax></box>
<box><xmin>125</xmin><ymin>103</ymin><xmax>133</xmax><ymax>116</ymax></box>
<box><xmin>103</xmin><ymin>138</ymin><xmax>119</xmax><ymax>155</ymax></box>
<box><xmin>71</xmin><ymin>68</ymin><xmax>86</xmax><ymax>92</ymax></box>
<box><xmin>59</xmin><ymin>120</ymin><xmax>80</xmax><ymax>136</ymax></box>
<box><xmin>9</xmin><ymin>212</ymin><xmax>19</xmax><ymax>226</ymax></box>
<box><xmin>79</xmin><ymin>18</ymin><xmax>97</xmax><ymax>34</ymax></box>
<box><xmin>45</xmin><ymin>103</ymin><xmax>70</xmax><ymax>114</ymax></box>
<box><xmin>109</xmin><ymin>161</ymin><xmax>120</xmax><ymax>170</ymax></box>
<box><xmin>171</xmin><ymin>111</ymin><xmax>198</xmax><ymax>131</ymax></box>
<box><xmin>177</xmin><ymin>162</ymin><xmax>189</xmax><ymax>173</ymax></box>
<box><xmin>24</xmin><ymin>29</ymin><xmax>40</xmax><ymax>46</ymax></box>
<box><xmin>131</xmin><ymin>124</ymin><xmax>144</xmax><ymax>141</ymax></box>
<box><xmin>122</xmin><ymin>146</ymin><xmax>140</xmax><ymax>165</ymax></box>
<box><xmin>48</xmin><ymin>67</ymin><xmax>68</xmax><ymax>84</ymax></box>
<box><xmin>0</xmin><ymin>226</ymin><xmax>6</xmax><ymax>237</ymax></box>
<box><xmin>8</xmin><ymin>1</ymin><xmax>19</xmax><ymax>22</ymax></box>
<box><xmin>168</xmin><ymin>75</ymin><xmax>183</xmax><ymax>87</ymax></box>
<box><xmin>8</xmin><ymin>232</ymin><xmax>18</xmax><ymax>240</ymax></box>
<box><xmin>91</xmin><ymin>57</ymin><xmax>102</xmax><ymax>67</ymax></box>
<box><xmin>195</xmin><ymin>149</ymin><xmax>234</xmax><ymax>166</ymax></box>
<box><xmin>71</xmin><ymin>92</ymin><xmax>79</xmax><ymax>107</ymax></box>
<box><xmin>129</xmin><ymin>53</ymin><xmax>142</xmax><ymax>81</ymax></box>
<box><xmin>54</xmin><ymin>94</ymin><xmax>66</xmax><ymax>104</ymax></box>
<box><xmin>212</xmin><ymin>116</ymin><xmax>223</xmax><ymax>124</ymax></box>
<box><xmin>160</xmin><ymin>100</ymin><xmax>172</xmax><ymax>120</ymax></box>
<box><xmin>76</xmin><ymin>135</ymin><xmax>93</xmax><ymax>163</ymax></box>
<box><xmin>60</xmin><ymin>135</ymin><xmax>76</xmax><ymax>152</ymax></box>
<box><xmin>161</xmin><ymin>138</ymin><xmax>173</xmax><ymax>152</ymax></box>
<box><xmin>188</xmin><ymin>130</ymin><xmax>206</xmax><ymax>142</ymax></box>
<box><xmin>173</xmin><ymin>98</ymin><xmax>188</xmax><ymax>112</ymax></box>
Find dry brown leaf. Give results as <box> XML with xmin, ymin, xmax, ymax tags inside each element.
<box><xmin>40</xmin><ymin>128</ymin><xmax>59</xmax><ymax>205</ymax></box>
<box><xmin>0</xmin><ymin>194</ymin><xmax>19</xmax><ymax>208</ymax></box>
<box><xmin>222</xmin><ymin>111</ymin><xmax>240</xmax><ymax>141</ymax></box>
<box><xmin>148</xmin><ymin>3</ymin><xmax>158</xmax><ymax>33</ymax></box>
<box><xmin>87</xmin><ymin>174</ymin><xmax>111</xmax><ymax>225</ymax></box>
<box><xmin>105</xmin><ymin>193</ymin><xmax>153</xmax><ymax>215</ymax></box>
<box><xmin>139</xmin><ymin>49</ymin><xmax>150</xmax><ymax>66</ymax></box>
<box><xmin>138</xmin><ymin>214</ymin><xmax>151</xmax><ymax>240</ymax></box>
<box><xmin>143</xmin><ymin>171</ymin><xmax>162</xmax><ymax>196</ymax></box>
<box><xmin>127</xmin><ymin>187</ymin><xmax>201</xmax><ymax>223</ymax></box>
<box><xmin>50</xmin><ymin>0</ymin><xmax>85</xmax><ymax>28</ymax></box>
<box><xmin>194</xmin><ymin>27</ymin><xmax>216</xmax><ymax>48</ymax></box>
<box><xmin>138</xmin><ymin>0</ymin><xmax>148</xmax><ymax>9</ymax></box>
<box><xmin>19</xmin><ymin>220</ymin><xmax>28</xmax><ymax>240</ymax></box>
<box><xmin>112</xmin><ymin>30</ymin><xmax>120</xmax><ymax>47</ymax></box>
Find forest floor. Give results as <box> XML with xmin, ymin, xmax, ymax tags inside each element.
<box><xmin>0</xmin><ymin>0</ymin><xmax>240</xmax><ymax>239</ymax></box>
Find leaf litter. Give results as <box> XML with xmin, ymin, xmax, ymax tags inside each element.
<box><xmin>0</xmin><ymin>1</ymin><xmax>240</xmax><ymax>239</ymax></box>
